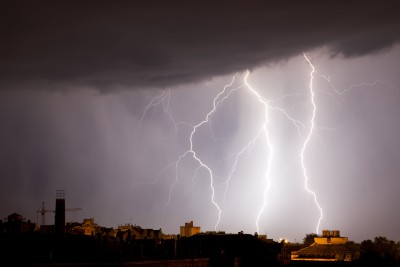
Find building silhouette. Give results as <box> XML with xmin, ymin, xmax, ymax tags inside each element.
<box><xmin>180</xmin><ymin>221</ymin><xmax>200</xmax><ymax>237</ymax></box>
<box><xmin>1</xmin><ymin>213</ymin><xmax>36</xmax><ymax>233</ymax></box>
<box><xmin>184</xmin><ymin>232</ymin><xmax>281</xmax><ymax>266</ymax></box>
<box><xmin>291</xmin><ymin>230</ymin><xmax>359</xmax><ymax>262</ymax></box>
<box><xmin>54</xmin><ymin>189</ymin><xmax>65</xmax><ymax>238</ymax></box>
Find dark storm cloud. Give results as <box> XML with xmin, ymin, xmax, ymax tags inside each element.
<box><xmin>1</xmin><ymin>0</ymin><xmax>399</xmax><ymax>90</ymax></box>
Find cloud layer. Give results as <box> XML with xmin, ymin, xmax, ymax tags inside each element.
<box><xmin>1</xmin><ymin>1</ymin><xmax>400</xmax><ymax>90</ymax></box>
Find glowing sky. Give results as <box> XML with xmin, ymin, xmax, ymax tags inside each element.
<box><xmin>1</xmin><ymin>1</ymin><xmax>400</xmax><ymax>243</ymax></box>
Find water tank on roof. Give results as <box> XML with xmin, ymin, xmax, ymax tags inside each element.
<box><xmin>322</xmin><ymin>230</ymin><xmax>330</xmax><ymax>237</ymax></box>
<box><xmin>333</xmin><ymin>230</ymin><xmax>340</xmax><ymax>237</ymax></box>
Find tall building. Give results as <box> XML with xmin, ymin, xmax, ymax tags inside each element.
<box><xmin>180</xmin><ymin>221</ymin><xmax>200</xmax><ymax>237</ymax></box>
<box><xmin>54</xmin><ymin>190</ymin><xmax>65</xmax><ymax>238</ymax></box>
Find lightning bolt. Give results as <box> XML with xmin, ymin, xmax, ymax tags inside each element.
<box><xmin>165</xmin><ymin>74</ymin><xmax>243</xmax><ymax>230</ymax></box>
<box><xmin>140</xmin><ymin>90</ymin><xmax>171</xmax><ymax>128</ymax></box>
<box><xmin>296</xmin><ymin>53</ymin><xmax>398</xmax><ymax>235</ymax></box>
<box><xmin>139</xmin><ymin>89</ymin><xmax>178</xmax><ymax>142</ymax></box>
<box><xmin>241</xmin><ymin>71</ymin><xmax>274</xmax><ymax>234</ymax></box>
<box><xmin>302</xmin><ymin>53</ymin><xmax>323</xmax><ymax>234</ymax></box>
<box><xmin>209</xmin><ymin>70</ymin><xmax>275</xmax><ymax>233</ymax></box>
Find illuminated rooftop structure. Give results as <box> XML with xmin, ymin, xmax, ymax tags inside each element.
<box><xmin>291</xmin><ymin>230</ymin><xmax>358</xmax><ymax>262</ymax></box>
<box><xmin>180</xmin><ymin>221</ymin><xmax>200</xmax><ymax>237</ymax></box>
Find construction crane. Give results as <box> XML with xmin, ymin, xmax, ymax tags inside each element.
<box><xmin>37</xmin><ymin>201</ymin><xmax>82</xmax><ymax>226</ymax></box>
<box><xmin>37</xmin><ymin>202</ymin><xmax>53</xmax><ymax>226</ymax></box>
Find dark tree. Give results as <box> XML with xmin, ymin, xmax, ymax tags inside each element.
<box><xmin>358</xmin><ymin>236</ymin><xmax>400</xmax><ymax>266</ymax></box>
<box><xmin>303</xmin><ymin>233</ymin><xmax>319</xmax><ymax>246</ymax></box>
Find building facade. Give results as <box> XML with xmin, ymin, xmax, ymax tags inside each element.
<box><xmin>180</xmin><ymin>221</ymin><xmax>200</xmax><ymax>237</ymax></box>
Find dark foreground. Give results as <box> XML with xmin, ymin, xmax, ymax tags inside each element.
<box><xmin>1</xmin><ymin>232</ymin><xmax>399</xmax><ymax>267</ymax></box>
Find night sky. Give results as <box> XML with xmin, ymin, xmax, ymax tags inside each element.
<box><xmin>1</xmin><ymin>1</ymin><xmax>400</xmax><ymax>243</ymax></box>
